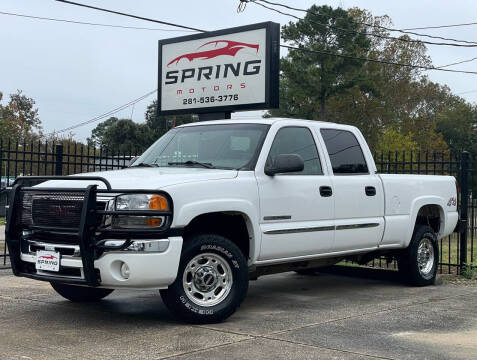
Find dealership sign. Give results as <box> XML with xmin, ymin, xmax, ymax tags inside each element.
<box><xmin>158</xmin><ymin>22</ymin><xmax>280</xmax><ymax>116</ymax></box>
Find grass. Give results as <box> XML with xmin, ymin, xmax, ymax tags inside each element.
<box><xmin>461</xmin><ymin>264</ymin><xmax>476</xmax><ymax>279</ymax></box>
<box><xmin>0</xmin><ymin>217</ymin><xmax>4</xmax><ymax>226</ymax></box>
<box><xmin>438</xmin><ymin>235</ymin><xmax>476</xmax><ymax>269</ymax></box>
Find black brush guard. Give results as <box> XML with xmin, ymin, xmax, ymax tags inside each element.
<box><xmin>5</xmin><ymin>176</ymin><xmax>178</xmax><ymax>286</ymax></box>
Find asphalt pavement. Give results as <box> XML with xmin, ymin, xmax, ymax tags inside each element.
<box><xmin>0</xmin><ymin>266</ymin><xmax>476</xmax><ymax>360</ymax></box>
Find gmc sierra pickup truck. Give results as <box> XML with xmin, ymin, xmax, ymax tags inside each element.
<box><xmin>5</xmin><ymin>118</ymin><xmax>459</xmax><ymax>323</ymax></box>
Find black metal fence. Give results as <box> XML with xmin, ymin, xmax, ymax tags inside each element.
<box><xmin>370</xmin><ymin>151</ymin><xmax>474</xmax><ymax>274</ymax></box>
<box><xmin>1</xmin><ymin>144</ymin><xmax>475</xmax><ymax>273</ymax></box>
<box><xmin>1</xmin><ymin>140</ymin><xmax>139</xmax><ymax>265</ymax></box>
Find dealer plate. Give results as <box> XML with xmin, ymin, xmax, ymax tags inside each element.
<box><xmin>36</xmin><ymin>250</ymin><xmax>61</xmax><ymax>272</ymax></box>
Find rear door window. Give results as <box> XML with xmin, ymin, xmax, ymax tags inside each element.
<box><xmin>320</xmin><ymin>129</ymin><xmax>368</xmax><ymax>175</ymax></box>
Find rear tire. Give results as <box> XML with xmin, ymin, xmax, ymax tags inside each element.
<box><xmin>50</xmin><ymin>282</ymin><xmax>114</xmax><ymax>302</ymax></box>
<box><xmin>398</xmin><ymin>225</ymin><xmax>438</xmax><ymax>286</ymax></box>
<box><xmin>160</xmin><ymin>234</ymin><xmax>248</xmax><ymax>324</ymax></box>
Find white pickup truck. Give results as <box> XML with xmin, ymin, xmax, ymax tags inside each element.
<box><xmin>5</xmin><ymin>118</ymin><xmax>459</xmax><ymax>323</ymax></box>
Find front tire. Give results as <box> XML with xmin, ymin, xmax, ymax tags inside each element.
<box><xmin>398</xmin><ymin>225</ymin><xmax>439</xmax><ymax>286</ymax></box>
<box><xmin>160</xmin><ymin>234</ymin><xmax>248</xmax><ymax>324</ymax></box>
<box><xmin>50</xmin><ymin>282</ymin><xmax>114</xmax><ymax>302</ymax></box>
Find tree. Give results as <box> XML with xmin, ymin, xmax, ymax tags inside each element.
<box><xmin>87</xmin><ymin>117</ymin><xmax>149</xmax><ymax>153</ymax></box>
<box><xmin>271</xmin><ymin>7</ymin><xmax>452</xmax><ymax>152</ymax></box>
<box><xmin>88</xmin><ymin>100</ymin><xmax>196</xmax><ymax>154</ymax></box>
<box><xmin>0</xmin><ymin>90</ymin><xmax>41</xmax><ymax>141</ymax></box>
<box><xmin>145</xmin><ymin>100</ymin><xmax>196</xmax><ymax>140</ymax></box>
<box><xmin>436</xmin><ymin>100</ymin><xmax>477</xmax><ymax>153</ymax></box>
<box><xmin>8</xmin><ymin>90</ymin><xmax>41</xmax><ymax>130</ymax></box>
<box><xmin>86</xmin><ymin>117</ymin><xmax>119</xmax><ymax>147</ymax></box>
<box><xmin>375</xmin><ymin>127</ymin><xmax>418</xmax><ymax>154</ymax></box>
<box><xmin>268</xmin><ymin>5</ymin><xmax>371</xmax><ymax>121</ymax></box>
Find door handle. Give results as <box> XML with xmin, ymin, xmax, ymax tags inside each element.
<box><xmin>365</xmin><ymin>186</ymin><xmax>376</xmax><ymax>196</ymax></box>
<box><xmin>319</xmin><ymin>186</ymin><xmax>333</xmax><ymax>197</ymax></box>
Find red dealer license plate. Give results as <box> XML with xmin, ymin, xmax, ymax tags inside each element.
<box><xmin>36</xmin><ymin>250</ymin><xmax>60</xmax><ymax>272</ymax></box>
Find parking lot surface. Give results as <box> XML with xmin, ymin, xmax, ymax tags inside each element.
<box><xmin>0</xmin><ymin>267</ymin><xmax>476</xmax><ymax>360</ymax></box>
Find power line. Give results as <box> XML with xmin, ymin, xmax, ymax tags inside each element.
<box><xmin>47</xmin><ymin>90</ymin><xmax>157</xmax><ymax>136</ymax></box>
<box><xmin>55</xmin><ymin>0</ymin><xmax>205</xmax><ymax>32</ymax></box>
<box><xmin>253</xmin><ymin>0</ymin><xmax>477</xmax><ymax>45</ymax></box>
<box><xmin>42</xmin><ymin>2</ymin><xmax>476</xmax><ymax>134</ymax></box>
<box><xmin>0</xmin><ymin>11</ymin><xmax>196</xmax><ymax>32</ymax></box>
<box><xmin>251</xmin><ymin>0</ymin><xmax>477</xmax><ymax>47</ymax></box>
<box><xmin>403</xmin><ymin>22</ymin><xmax>477</xmax><ymax>30</ymax></box>
<box><xmin>437</xmin><ymin>56</ymin><xmax>477</xmax><ymax>69</ymax></box>
<box><xmin>44</xmin><ymin>1</ymin><xmax>477</xmax><ymax>74</ymax></box>
<box><xmin>281</xmin><ymin>45</ymin><xmax>477</xmax><ymax>75</ymax></box>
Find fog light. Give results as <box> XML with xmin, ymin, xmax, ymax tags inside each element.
<box><xmin>104</xmin><ymin>239</ymin><xmax>170</xmax><ymax>252</ymax></box>
<box><xmin>120</xmin><ymin>262</ymin><xmax>130</xmax><ymax>279</ymax></box>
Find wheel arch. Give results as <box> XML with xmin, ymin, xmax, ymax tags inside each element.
<box><xmin>174</xmin><ymin>200</ymin><xmax>260</xmax><ymax>263</ymax></box>
<box><xmin>406</xmin><ymin>197</ymin><xmax>446</xmax><ymax>246</ymax></box>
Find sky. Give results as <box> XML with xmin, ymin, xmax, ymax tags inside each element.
<box><xmin>1</xmin><ymin>0</ymin><xmax>476</xmax><ymax>142</ymax></box>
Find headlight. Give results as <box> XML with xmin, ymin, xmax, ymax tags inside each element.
<box><xmin>112</xmin><ymin>193</ymin><xmax>169</xmax><ymax>228</ymax></box>
<box><xmin>116</xmin><ymin>194</ymin><xmax>168</xmax><ymax>211</ymax></box>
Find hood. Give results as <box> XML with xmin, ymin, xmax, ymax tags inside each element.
<box><xmin>38</xmin><ymin>167</ymin><xmax>238</xmax><ymax>190</ymax></box>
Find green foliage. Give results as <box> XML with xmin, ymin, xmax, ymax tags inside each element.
<box><xmin>267</xmin><ymin>6</ymin><xmax>472</xmax><ymax>153</ymax></box>
<box><xmin>87</xmin><ymin>117</ymin><xmax>119</xmax><ymax>147</ymax></box>
<box><xmin>0</xmin><ymin>90</ymin><xmax>41</xmax><ymax>141</ymax></box>
<box><xmin>87</xmin><ymin>101</ymin><xmax>196</xmax><ymax>154</ymax></box>
<box><xmin>437</xmin><ymin>100</ymin><xmax>477</xmax><ymax>153</ymax></box>
<box><xmin>375</xmin><ymin>127</ymin><xmax>418</xmax><ymax>154</ymax></box>
<box><xmin>270</xmin><ymin>5</ymin><xmax>371</xmax><ymax>121</ymax></box>
<box><xmin>8</xmin><ymin>90</ymin><xmax>41</xmax><ymax>129</ymax></box>
<box><xmin>87</xmin><ymin>117</ymin><xmax>150</xmax><ymax>154</ymax></box>
<box><xmin>102</xmin><ymin>119</ymin><xmax>151</xmax><ymax>154</ymax></box>
<box><xmin>145</xmin><ymin>100</ymin><xmax>196</xmax><ymax>139</ymax></box>
<box><xmin>461</xmin><ymin>264</ymin><xmax>476</xmax><ymax>280</ymax></box>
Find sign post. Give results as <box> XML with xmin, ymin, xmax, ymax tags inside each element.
<box><xmin>158</xmin><ymin>22</ymin><xmax>280</xmax><ymax>120</ymax></box>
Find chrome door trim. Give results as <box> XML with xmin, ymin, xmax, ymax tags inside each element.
<box><xmin>263</xmin><ymin>223</ymin><xmax>380</xmax><ymax>235</ymax></box>
<box><xmin>263</xmin><ymin>225</ymin><xmax>334</xmax><ymax>235</ymax></box>
<box><xmin>335</xmin><ymin>223</ymin><xmax>380</xmax><ymax>231</ymax></box>
<box><xmin>263</xmin><ymin>215</ymin><xmax>292</xmax><ymax>221</ymax></box>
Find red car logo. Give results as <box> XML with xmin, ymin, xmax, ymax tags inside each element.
<box><xmin>167</xmin><ymin>40</ymin><xmax>259</xmax><ymax>66</ymax></box>
<box><xmin>39</xmin><ymin>255</ymin><xmax>56</xmax><ymax>260</ymax></box>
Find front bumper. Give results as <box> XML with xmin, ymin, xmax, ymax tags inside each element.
<box><xmin>6</xmin><ymin>175</ymin><xmax>182</xmax><ymax>289</ymax></box>
<box><xmin>19</xmin><ymin>237</ymin><xmax>183</xmax><ymax>289</ymax></box>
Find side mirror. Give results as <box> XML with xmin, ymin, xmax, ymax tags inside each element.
<box><xmin>265</xmin><ymin>154</ymin><xmax>304</xmax><ymax>176</ymax></box>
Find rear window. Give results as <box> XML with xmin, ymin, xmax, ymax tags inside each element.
<box><xmin>320</xmin><ymin>129</ymin><xmax>368</xmax><ymax>175</ymax></box>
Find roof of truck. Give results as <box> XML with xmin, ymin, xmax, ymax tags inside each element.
<box><xmin>177</xmin><ymin>117</ymin><xmax>332</xmax><ymax>127</ymax></box>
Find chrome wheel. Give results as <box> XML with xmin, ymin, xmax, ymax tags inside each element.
<box><xmin>417</xmin><ymin>238</ymin><xmax>435</xmax><ymax>278</ymax></box>
<box><xmin>182</xmin><ymin>252</ymin><xmax>233</xmax><ymax>307</ymax></box>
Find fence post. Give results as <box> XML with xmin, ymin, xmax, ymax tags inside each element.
<box><xmin>459</xmin><ymin>151</ymin><xmax>469</xmax><ymax>272</ymax></box>
<box><xmin>55</xmin><ymin>144</ymin><xmax>63</xmax><ymax>176</ymax></box>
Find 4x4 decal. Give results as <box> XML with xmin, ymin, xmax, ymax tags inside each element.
<box><xmin>447</xmin><ymin>196</ymin><xmax>457</xmax><ymax>206</ymax></box>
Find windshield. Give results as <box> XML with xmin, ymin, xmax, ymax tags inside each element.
<box><xmin>134</xmin><ymin>123</ymin><xmax>270</xmax><ymax>170</ymax></box>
